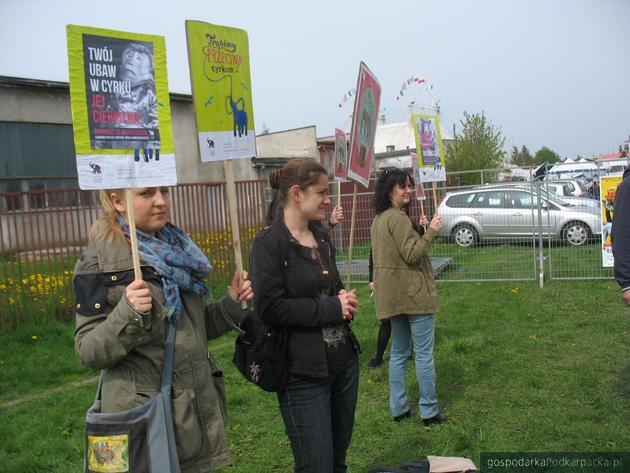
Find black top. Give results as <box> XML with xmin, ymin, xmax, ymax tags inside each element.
<box><xmin>251</xmin><ymin>219</ymin><xmax>359</xmax><ymax>378</ymax></box>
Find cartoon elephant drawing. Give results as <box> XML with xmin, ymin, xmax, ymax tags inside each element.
<box><xmin>226</xmin><ymin>96</ymin><xmax>248</xmax><ymax>137</ymax></box>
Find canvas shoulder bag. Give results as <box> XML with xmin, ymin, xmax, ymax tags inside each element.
<box><xmin>84</xmin><ymin>320</ymin><xmax>180</xmax><ymax>473</ymax></box>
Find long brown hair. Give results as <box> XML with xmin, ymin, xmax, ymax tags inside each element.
<box><xmin>89</xmin><ymin>189</ymin><xmax>128</xmax><ymax>244</ymax></box>
<box><xmin>266</xmin><ymin>158</ymin><xmax>328</xmax><ymax>224</ymax></box>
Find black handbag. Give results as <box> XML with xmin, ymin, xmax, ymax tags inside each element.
<box><xmin>83</xmin><ymin>320</ymin><xmax>180</xmax><ymax>473</ymax></box>
<box><xmin>232</xmin><ymin>310</ymin><xmax>288</xmax><ymax>392</ymax></box>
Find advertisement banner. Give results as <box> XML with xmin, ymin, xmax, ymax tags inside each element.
<box><xmin>333</xmin><ymin>129</ymin><xmax>348</xmax><ymax>181</ymax></box>
<box><xmin>411</xmin><ymin>153</ymin><xmax>426</xmax><ymax>200</ymax></box>
<box><xmin>412</xmin><ymin>114</ymin><xmax>446</xmax><ymax>182</ymax></box>
<box><xmin>67</xmin><ymin>25</ymin><xmax>176</xmax><ymax>190</ymax></box>
<box><xmin>601</xmin><ymin>175</ymin><xmax>622</xmax><ymax>267</ymax></box>
<box><xmin>347</xmin><ymin>62</ymin><xmax>381</xmax><ymax>188</ymax></box>
<box><xmin>186</xmin><ymin>20</ymin><xmax>256</xmax><ymax>162</ymax></box>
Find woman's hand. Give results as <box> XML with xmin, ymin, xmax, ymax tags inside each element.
<box><xmin>429</xmin><ymin>213</ymin><xmax>443</xmax><ymax>232</ymax></box>
<box><xmin>337</xmin><ymin>288</ymin><xmax>358</xmax><ymax>320</ymax></box>
<box><xmin>330</xmin><ymin>205</ymin><xmax>344</xmax><ymax>225</ymax></box>
<box><xmin>368</xmin><ymin>282</ymin><xmax>375</xmax><ymax>292</ymax></box>
<box><xmin>419</xmin><ymin>214</ymin><xmax>429</xmax><ymax>227</ymax></box>
<box><xmin>125</xmin><ymin>279</ymin><xmax>152</xmax><ymax>313</ymax></box>
<box><xmin>228</xmin><ymin>270</ymin><xmax>254</xmax><ymax>302</ymax></box>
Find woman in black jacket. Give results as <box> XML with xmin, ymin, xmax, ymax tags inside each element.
<box><xmin>251</xmin><ymin>158</ymin><xmax>360</xmax><ymax>473</ymax></box>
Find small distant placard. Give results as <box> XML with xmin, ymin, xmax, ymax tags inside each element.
<box><xmin>333</xmin><ymin>128</ymin><xmax>348</xmax><ymax>181</ymax></box>
<box><xmin>412</xmin><ymin>114</ymin><xmax>446</xmax><ymax>183</ymax></box>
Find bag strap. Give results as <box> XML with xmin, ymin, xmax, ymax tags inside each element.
<box><xmin>94</xmin><ymin>319</ymin><xmax>178</xmax><ymax>401</ymax></box>
<box><xmin>160</xmin><ymin>319</ymin><xmax>177</xmax><ymax>393</ymax></box>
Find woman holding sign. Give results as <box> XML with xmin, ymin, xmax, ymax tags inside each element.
<box><xmin>251</xmin><ymin>159</ymin><xmax>361</xmax><ymax>473</ymax></box>
<box><xmin>370</xmin><ymin>168</ymin><xmax>447</xmax><ymax>425</ymax></box>
<box><xmin>73</xmin><ymin>186</ymin><xmax>253</xmax><ymax>472</ymax></box>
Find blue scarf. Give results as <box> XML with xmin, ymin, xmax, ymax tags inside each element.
<box><xmin>117</xmin><ymin>215</ymin><xmax>212</xmax><ymax>323</ymax></box>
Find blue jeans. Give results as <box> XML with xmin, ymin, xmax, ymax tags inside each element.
<box><xmin>277</xmin><ymin>354</ymin><xmax>359</xmax><ymax>473</ymax></box>
<box><xmin>389</xmin><ymin>314</ymin><xmax>439</xmax><ymax>419</ymax></box>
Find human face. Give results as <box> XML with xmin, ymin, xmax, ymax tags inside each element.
<box><xmin>295</xmin><ymin>173</ymin><xmax>331</xmax><ymax>221</ymax></box>
<box><xmin>113</xmin><ymin>187</ymin><xmax>170</xmax><ymax>234</ymax></box>
<box><xmin>121</xmin><ymin>47</ymin><xmax>153</xmax><ymax>84</ymax></box>
<box><xmin>390</xmin><ymin>178</ymin><xmax>413</xmax><ymax>208</ymax></box>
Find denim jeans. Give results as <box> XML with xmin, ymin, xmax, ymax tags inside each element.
<box><xmin>389</xmin><ymin>314</ymin><xmax>438</xmax><ymax>419</ymax></box>
<box><xmin>277</xmin><ymin>353</ymin><xmax>359</xmax><ymax>473</ymax></box>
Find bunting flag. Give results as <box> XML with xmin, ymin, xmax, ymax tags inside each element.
<box><xmin>395</xmin><ymin>75</ymin><xmax>431</xmax><ymax>101</ymax></box>
<box><xmin>337</xmin><ymin>87</ymin><xmax>357</xmax><ymax>109</ymax></box>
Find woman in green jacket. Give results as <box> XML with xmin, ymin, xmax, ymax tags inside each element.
<box><xmin>74</xmin><ymin>186</ymin><xmax>252</xmax><ymax>472</ymax></box>
<box><xmin>370</xmin><ymin>168</ymin><xmax>447</xmax><ymax>425</ymax></box>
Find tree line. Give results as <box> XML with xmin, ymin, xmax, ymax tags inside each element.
<box><xmin>444</xmin><ymin>111</ymin><xmax>563</xmax><ymax>185</ymax></box>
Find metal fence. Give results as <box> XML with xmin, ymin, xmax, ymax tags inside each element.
<box><xmin>332</xmin><ymin>174</ymin><xmax>612</xmax><ymax>285</ymax></box>
<box><xmin>0</xmin><ymin>169</ymin><xmax>614</xmax><ymax>333</ymax></box>
<box><xmin>0</xmin><ymin>180</ymin><xmax>266</xmax><ymax>333</ymax></box>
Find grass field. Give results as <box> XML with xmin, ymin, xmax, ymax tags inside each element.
<box><xmin>1</xmin><ymin>279</ymin><xmax>629</xmax><ymax>472</ymax></box>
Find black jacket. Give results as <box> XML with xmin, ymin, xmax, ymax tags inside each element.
<box><xmin>251</xmin><ymin>219</ymin><xmax>358</xmax><ymax>378</ymax></box>
<box><xmin>612</xmin><ymin>167</ymin><xmax>630</xmax><ymax>292</ymax></box>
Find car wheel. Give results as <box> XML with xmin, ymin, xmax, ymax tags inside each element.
<box><xmin>453</xmin><ymin>224</ymin><xmax>478</xmax><ymax>248</ymax></box>
<box><xmin>562</xmin><ymin>221</ymin><xmax>590</xmax><ymax>246</ymax></box>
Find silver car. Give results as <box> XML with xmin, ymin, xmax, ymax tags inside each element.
<box><xmin>438</xmin><ymin>184</ymin><xmax>602</xmax><ymax>247</ymax></box>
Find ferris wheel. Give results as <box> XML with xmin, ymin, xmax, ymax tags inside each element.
<box><xmin>395</xmin><ymin>75</ymin><xmax>440</xmax><ymax>116</ymax></box>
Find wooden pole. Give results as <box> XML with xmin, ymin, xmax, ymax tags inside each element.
<box><xmin>345</xmin><ymin>182</ymin><xmax>358</xmax><ymax>290</ymax></box>
<box><xmin>420</xmin><ymin>200</ymin><xmax>427</xmax><ymax>232</ymax></box>
<box><xmin>224</xmin><ymin>160</ymin><xmax>247</xmax><ymax>309</ymax></box>
<box><xmin>432</xmin><ymin>181</ymin><xmax>438</xmax><ymax>215</ymax></box>
<box><xmin>124</xmin><ymin>188</ymin><xmax>143</xmax><ymax>281</ymax></box>
<box><xmin>337</xmin><ymin>180</ymin><xmax>341</xmax><ymax>207</ymax></box>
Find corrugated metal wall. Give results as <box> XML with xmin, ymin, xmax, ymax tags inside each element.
<box><xmin>0</xmin><ymin>122</ymin><xmax>77</xmax><ymax>178</ymax></box>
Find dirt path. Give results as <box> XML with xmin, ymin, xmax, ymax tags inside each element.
<box><xmin>0</xmin><ymin>376</ymin><xmax>99</xmax><ymax>410</ymax></box>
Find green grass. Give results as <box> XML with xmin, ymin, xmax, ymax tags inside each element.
<box><xmin>2</xmin><ymin>280</ymin><xmax>630</xmax><ymax>472</ymax></box>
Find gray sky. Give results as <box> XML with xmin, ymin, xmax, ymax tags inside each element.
<box><xmin>1</xmin><ymin>0</ymin><xmax>628</xmax><ymax>158</ymax></box>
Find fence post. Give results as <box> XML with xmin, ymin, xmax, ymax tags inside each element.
<box><xmin>536</xmin><ymin>181</ymin><xmax>544</xmax><ymax>288</ymax></box>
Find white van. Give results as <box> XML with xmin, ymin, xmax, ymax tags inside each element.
<box><xmin>544</xmin><ymin>180</ymin><xmax>589</xmax><ymax>198</ymax></box>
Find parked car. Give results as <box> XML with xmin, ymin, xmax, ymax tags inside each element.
<box><xmin>543</xmin><ymin>179</ymin><xmax>589</xmax><ymax>198</ymax></box>
<box><xmin>438</xmin><ymin>184</ymin><xmax>602</xmax><ymax>247</ymax></box>
<box><xmin>558</xmin><ymin>196</ymin><xmax>599</xmax><ymax>210</ymax></box>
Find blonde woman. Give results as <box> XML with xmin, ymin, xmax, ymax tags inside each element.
<box><xmin>74</xmin><ymin>187</ymin><xmax>252</xmax><ymax>472</ymax></box>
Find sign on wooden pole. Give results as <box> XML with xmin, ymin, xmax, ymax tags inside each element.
<box><xmin>186</xmin><ymin>20</ymin><xmax>256</xmax><ymax>307</ymax></box>
<box><xmin>345</xmin><ymin>62</ymin><xmax>381</xmax><ymax>287</ymax></box>
<box><xmin>67</xmin><ymin>25</ymin><xmax>177</xmax><ymax>280</ymax></box>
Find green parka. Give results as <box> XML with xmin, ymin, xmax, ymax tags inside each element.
<box><xmin>74</xmin><ymin>222</ymin><xmax>246</xmax><ymax>472</ymax></box>
<box><xmin>370</xmin><ymin>207</ymin><xmax>439</xmax><ymax>319</ymax></box>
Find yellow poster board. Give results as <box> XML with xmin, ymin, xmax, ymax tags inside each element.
<box><xmin>186</xmin><ymin>20</ymin><xmax>256</xmax><ymax>162</ymax></box>
<box><xmin>67</xmin><ymin>24</ymin><xmax>176</xmax><ymax>189</ymax></box>
<box><xmin>411</xmin><ymin>114</ymin><xmax>446</xmax><ymax>182</ymax></box>
<box><xmin>600</xmin><ymin>175</ymin><xmax>622</xmax><ymax>267</ymax></box>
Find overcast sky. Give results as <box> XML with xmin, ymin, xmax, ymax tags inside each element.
<box><xmin>1</xmin><ymin>0</ymin><xmax>628</xmax><ymax>158</ymax></box>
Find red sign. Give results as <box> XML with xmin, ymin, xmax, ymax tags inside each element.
<box><xmin>347</xmin><ymin>62</ymin><xmax>381</xmax><ymax>188</ymax></box>
<box><xmin>333</xmin><ymin>128</ymin><xmax>348</xmax><ymax>181</ymax></box>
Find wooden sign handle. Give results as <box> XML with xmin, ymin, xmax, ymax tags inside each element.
<box><xmin>224</xmin><ymin>161</ymin><xmax>247</xmax><ymax>310</ymax></box>
<box><xmin>345</xmin><ymin>182</ymin><xmax>358</xmax><ymax>290</ymax></box>
<box><xmin>124</xmin><ymin>189</ymin><xmax>143</xmax><ymax>281</ymax></box>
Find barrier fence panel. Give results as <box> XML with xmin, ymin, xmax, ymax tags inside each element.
<box><xmin>0</xmin><ymin>180</ymin><xmax>267</xmax><ymax>333</ymax></box>
<box><xmin>331</xmin><ymin>178</ymin><xmax>539</xmax><ymax>284</ymax></box>
<box><xmin>331</xmin><ymin>171</ymin><xmax>611</xmax><ymax>285</ymax></box>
